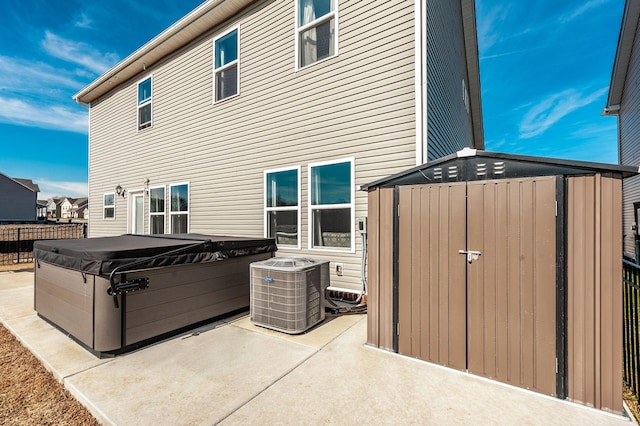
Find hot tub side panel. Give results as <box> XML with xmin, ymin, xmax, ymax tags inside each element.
<box><xmin>35</xmin><ymin>261</ymin><xmax>96</xmax><ymax>348</ymax></box>
<box><xmin>112</xmin><ymin>252</ymin><xmax>272</xmax><ymax>348</ymax></box>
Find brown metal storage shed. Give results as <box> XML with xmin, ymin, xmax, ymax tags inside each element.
<box><xmin>362</xmin><ymin>149</ymin><xmax>638</xmax><ymax>415</ymax></box>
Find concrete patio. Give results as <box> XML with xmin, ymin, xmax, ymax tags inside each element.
<box><xmin>0</xmin><ymin>269</ymin><xmax>634</xmax><ymax>425</ymax></box>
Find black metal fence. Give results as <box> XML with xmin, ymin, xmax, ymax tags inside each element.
<box><xmin>624</xmin><ymin>259</ymin><xmax>640</xmax><ymax>398</ymax></box>
<box><xmin>0</xmin><ymin>223</ymin><xmax>86</xmax><ymax>266</ymax></box>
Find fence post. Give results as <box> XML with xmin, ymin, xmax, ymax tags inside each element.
<box><xmin>16</xmin><ymin>228</ymin><xmax>20</xmax><ymax>264</ymax></box>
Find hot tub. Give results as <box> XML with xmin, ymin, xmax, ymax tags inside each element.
<box><xmin>34</xmin><ymin>234</ymin><xmax>276</xmax><ymax>356</ymax></box>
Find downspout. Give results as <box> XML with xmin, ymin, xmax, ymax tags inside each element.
<box><xmin>415</xmin><ymin>0</ymin><xmax>427</xmax><ymax>165</ymax></box>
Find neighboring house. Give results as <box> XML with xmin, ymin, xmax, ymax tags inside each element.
<box><xmin>0</xmin><ymin>174</ymin><xmax>40</xmax><ymax>222</ymax></box>
<box><xmin>70</xmin><ymin>197</ymin><xmax>89</xmax><ymax>219</ymax></box>
<box><xmin>47</xmin><ymin>198</ymin><xmax>63</xmax><ymax>219</ymax></box>
<box><xmin>60</xmin><ymin>198</ymin><xmax>74</xmax><ymax>219</ymax></box>
<box><xmin>604</xmin><ymin>0</ymin><xmax>640</xmax><ymax>261</ymax></box>
<box><xmin>73</xmin><ymin>0</ymin><xmax>484</xmax><ymax>292</ymax></box>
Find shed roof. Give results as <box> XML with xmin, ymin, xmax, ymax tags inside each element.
<box><xmin>361</xmin><ymin>148</ymin><xmax>639</xmax><ymax>190</ymax></box>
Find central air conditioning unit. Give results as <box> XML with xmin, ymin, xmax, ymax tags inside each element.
<box><xmin>250</xmin><ymin>257</ymin><xmax>329</xmax><ymax>334</ymax></box>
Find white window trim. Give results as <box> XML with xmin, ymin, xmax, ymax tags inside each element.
<box><xmin>169</xmin><ymin>181</ymin><xmax>190</xmax><ymax>233</ymax></box>
<box><xmin>294</xmin><ymin>0</ymin><xmax>339</xmax><ymax>71</ymax></box>
<box><xmin>137</xmin><ymin>75</ymin><xmax>153</xmax><ymax>131</ymax></box>
<box><xmin>213</xmin><ymin>26</ymin><xmax>240</xmax><ymax>104</ymax></box>
<box><xmin>307</xmin><ymin>157</ymin><xmax>355</xmax><ymax>253</ymax></box>
<box><xmin>148</xmin><ymin>185</ymin><xmax>166</xmax><ymax>235</ymax></box>
<box><xmin>264</xmin><ymin>165</ymin><xmax>301</xmax><ymax>250</ymax></box>
<box><xmin>103</xmin><ymin>192</ymin><xmax>115</xmax><ymax>220</ymax></box>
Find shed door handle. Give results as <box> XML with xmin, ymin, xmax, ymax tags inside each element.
<box><xmin>459</xmin><ymin>250</ymin><xmax>481</xmax><ymax>264</ymax></box>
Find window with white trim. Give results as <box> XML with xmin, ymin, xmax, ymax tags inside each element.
<box><xmin>296</xmin><ymin>0</ymin><xmax>337</xmax><ymax>68</ymax></box>
<box><xmin>213</xmin><ymin>27</ymin><xmax>239</xmax><ymax>102</ymax></box>
<box><xmin>265</xmin><ymin>167</ymin><xmax>300</xmax><ymax>247</ymax></box>
<box><xmin>169</xmin><ymin>183</ymin><xmax>189</xmax><ymax>233</ymax></box>
<box><xmin>137</xmin><ymin>76</ymin><xmax>152</xmax><ymax>130</ymax></box>
<box><xmin>309</xmin><ymin>159</ymin><xmax>353</xmax><ymax>249</ymax></box>
<box><xmin>103</xmin><ymin>193</ymin><xmax>115</xmax><ymax>219</ymax></box>
<box><xmin>149</xmin><ymin>186</ymin><xmax>165</xmax><ymax>234</ymax></box>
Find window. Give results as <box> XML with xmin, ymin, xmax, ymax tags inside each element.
<box><xmin>213</xmin><ymin>27</ymin><xmax>239</xmax><ymax>102</ymax></box>
<box><xmin>103</xmin><ymin>193</ymin><xmax>115</xmax><ymax>219</ymax></box>
<box><xmin>149</xmin><ymin>186</ymin><xmax>165</xmax><ymax>234</ymax></box>
<box><xmin>169</xmin><ymin>183</ymin><xmax>189</xmax><ymax>233</ymax></box>
<box><xmin>309</xmin><ymin>159</ymin><xmax>353</xmax><ymax>250</ymax></box>
<box><xmin>296</xmin><ymin>0</ymin><xmax>337</xmax><ymax>68</ymax></box>
<box><xmin>137</xmin><ymin>76</ymin><xmax>152</xmax><ymax>130</ymax></box>
<box><xmin>265</xmin><ymin>167</ymin><xmax>300</xmax><ymax>247</ymax></box>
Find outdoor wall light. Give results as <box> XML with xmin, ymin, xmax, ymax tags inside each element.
<box><xmin>115</xmin><ymin>185</ymin><xmax>126</xmax><ymax>198</ymax></box>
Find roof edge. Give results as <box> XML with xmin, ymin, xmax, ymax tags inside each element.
<box><xmin>606</xmin><ymin>0</ymin><xmax>640</xmax><ymax>108</ymax></box>
<box><xmin>73</xmin><ymin>0</ymin><xmax>256</xmax><ymax>104</ymax></box>
<box><xmin>361</xmin><ymin>149</ymin><xmax>639</xmax><ymax>190</ymax></box>
<box><xmin>0</xmin><ymin>173</ymin><xmax>39</xmax><ymax>193</ymax></box>
<box><xmin>461</xmin><ymin>0</ymin><xmax>484</xmax><ymax>149</ymax></box>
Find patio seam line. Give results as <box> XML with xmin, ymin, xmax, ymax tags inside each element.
<box><xmin>217</xmin><ymin>315</ymin><xmax>367</xmax><ymax>424</ymax></box>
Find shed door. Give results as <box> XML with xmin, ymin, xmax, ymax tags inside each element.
<box><xmin>397</xmin><ymin>177</ymin><xmax>557</xmax><ymax>396</ymax></box>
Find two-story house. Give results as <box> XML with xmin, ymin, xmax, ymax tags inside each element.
<box><xmin>605</xmin><ymin>0</ymin><xmax>640</xmax><ymax>262</ymax></box>
<box><xmin>0</xmin><ymin>174</ymin><xmax>40</xmax><ymax>222</ymax></box>
<box><xmin>73</xmin><ymin>0</ymin><xmax>484</xmax><ymax>293</ymax></box>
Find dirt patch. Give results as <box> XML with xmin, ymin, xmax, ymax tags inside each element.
<box><xmin>0</xmin><ymin>324</ymin><xmax>99</xmax><ymax>425</ymax></box>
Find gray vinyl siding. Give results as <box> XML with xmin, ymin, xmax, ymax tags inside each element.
<box><xmin>620</xmin><ymin>15</ymin><xmax>640</xmax><ymax>258</ymax></box>
<box><xmin>0</xmin><ymin>176</ymin><xmax>36</xmax><ymax>221</ymax></box>
<box><xmin>87</xmin><ymin>0</ymin><xmax>471</xmax><ymax>291</ymax></box>
<box><xmin>426</xmin><ymin>0</ymin><xmax>474</xmax><ymax>161</ymax></box>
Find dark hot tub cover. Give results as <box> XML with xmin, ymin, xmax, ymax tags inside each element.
<box><xmin>34</xmin><ymin>234</ymin><xmax>277</xmax><ymax>276</ymax></box>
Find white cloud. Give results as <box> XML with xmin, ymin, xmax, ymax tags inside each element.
<box><xmin>559</xmin><ymin>0</ymin><xmax>611</xmax><ymax>23</ymax></box>
<box><xmin>42</xmin><ymin>31</ymin><xmax>118</xmax><ymax>75</ymax></box>
<box><xmin>476</xmin><ymin>4</ymin><xmax>511</xmax><ymax>52</ymax></box>
<box><xmin>0</xmin><ymin>56</ymin><xmax>83</xmax><ymax>93</ymax></box>
<box><xmin>37</xmin><ymin>179</ymin><xmax>88</xmax><ymax>200</ymax></box>
<box><xmin>75</xmin><ymin>13</ymin><xmax>93</xmax><ymax>29</ymax></box>
<box><xmin>0</xmin><ymin>96</ymin><xmax>87</xmax><ymax>133</ymax></box>
<box><xmin>518</xmin><ymin>87</ymin><xmax>608</xmax><ymax>139</ymax></box>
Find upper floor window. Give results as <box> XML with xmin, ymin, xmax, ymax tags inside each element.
<box><xmin>214</xmin><ymin>27</ymin><xmax>239</xmax><ymax>102</ymax></box>
<box><xmin>137</xmin><ymin>76</ymin><xmax>152</xmax><ymax>130</ymax></box>
<box><xmin>149</xmin><ymin>186</ymin><xmax>165</xmax><ymax>234</ymax></box>
<box><xmin>309</xmin><ymin>158</ymin><xmax>353</xmax><ymax>250</ymax></box>
<box><xmin>296</xmin><ymin>0</ymin><xmax>337</xmax><ymax>69</ymax></box>
<box><xmin>170</xmin><ymin>182</ymin><xmax>189</xmax><ymax>233</ymax></box>
<box><xmin>103</xmin><ymin>193</ymin><xmax>115</xmax><ymax>219</ymax></box>
<box><xmin>265</xmin><ymin>167</ymin><xmax>300</xmax><ymax>248</ymax></box>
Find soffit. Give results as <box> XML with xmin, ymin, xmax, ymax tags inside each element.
<box><xmin>73</xmin><ymin>0</ymin><xmax>256</xmax><ymax>104</ymax></box>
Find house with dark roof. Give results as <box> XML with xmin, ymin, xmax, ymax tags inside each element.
<box><xmin>0</xmin><ymin>174</ymin><xmax>40</xmax><ymax>222</ymax></box>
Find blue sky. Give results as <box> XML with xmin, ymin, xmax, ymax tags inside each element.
<box><xmin>0</xmin><ymin>0</ymin><xmax>625</xmax><ymax>200</ymax></box>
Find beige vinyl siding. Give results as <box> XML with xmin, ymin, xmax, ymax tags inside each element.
<box><xmin>87</xmin><ymin>0</ymin><xmax>468</xmax><ymax>291</ymax></box>
<box><xmin>620</xmin><ymin>15</ymin><xmax>640</xmax><ymax>258</ymax></box>
<box><xmin>426</xmin><ymin>0</ymin><xmax>474</xmax><ymax>161</ymax></box>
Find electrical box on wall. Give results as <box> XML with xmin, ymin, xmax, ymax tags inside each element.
<box><xmin>358</xmin><ymin>217</ymin><xmax>367</xmax><ymax>234</ymax></box>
